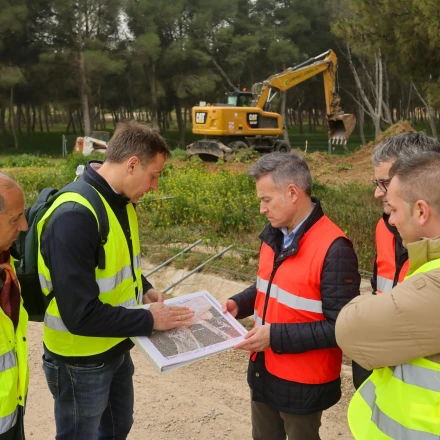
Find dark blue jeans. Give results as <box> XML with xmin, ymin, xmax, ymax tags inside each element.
<box><xmin>42</xmin><ymin>351</ymin><xmax>135</xmax><ymax>440</ymax></box>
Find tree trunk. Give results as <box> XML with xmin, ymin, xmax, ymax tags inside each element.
<box><xmin>26</xmin><ymin>103</ymin><xmax>31</xmax><ymax>136</ymax></box>
<box><xmin>38</xmin><ymin>105</ymin><xmax>43</xmax><ymax>132</ymax></box>
<box><xmin>175</xmin><ymin>100</ymin><xmax>185</xmax><ymax>148</ymax></box>
<box><xmin>412</xmin><ymin>82</ymin><xmax>437</xmax><ymax>139</ymax></box>
<box><xmin>280</xmin><ymin>91</ymin><xmax>289</xmax><ymax>143</ymax></box>
<box><xmin>9</xmin><ymin>88</ymin><xmax>19</xmax><ymax>149</ymax></box>
<box><xmin>298</xmin><ymin>109</ymin><xmax>303</xmax><ymax>135</ymax></box>
<box><xmin>356</xmin><ymin>92</ymin><xmax>366</xmax><ymax>146</ymax></box>
<box><xmin>148</xmin><ymin>65</ymin><xmax>158</xmax><ymax>127</ymax></box>
<box><xmin>78</xmin><ymin>11</ymin><xmax>91</xmax><ymax>136</ymax></box>
<box><xmin>44</xmin><ymin>105</ymin><xmax>50</xmax><ymax>132</ymax></box>
<box><xmin>0</xmin><ymin>106</ymin><xmax>5</xmax><ymax>134</ymax></box>
<box><xmin>17</xmin><ymin>104</ymin><xmax>23</xmax><ymax>136</ymax></box>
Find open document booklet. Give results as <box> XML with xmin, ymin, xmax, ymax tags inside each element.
<box><xmin>130</xmin><ymin>290</ymin><xmax>248</xmax><ymax>374</ymax></box>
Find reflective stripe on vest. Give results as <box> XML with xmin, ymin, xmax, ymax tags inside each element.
<box><xmin>348</xmin><ymin>257</ymin><xmax>440</xmax><ymax>439</ymax></box>
<box><xmin>256</xmin><ymin>277</ymin><xmax>323</xmax><ymax>314</ymax></box>
<box><xmin>40</xmin><ymin>257</ymin><xmax>142</xmax><ymax>295</ymax></box>
<box><xmin>38</xmin><ymin>190</ymin><xmax>143</xmax><ymax>357</ymax></box>
<box><xmin>0</xmin><ymin>408</ymin><xmax>17</xmax><ymax>435</ymax></box>
<box><xmin>358</xmin><ymin>379</ymin><xmax>439</xmax><ymax>440</ymax></box>
<box><xmin>0</xmin><ymin>350</ymin><xmax>16</xmax><ymax>373</ymax></box>
<box><xmin>0</xmin><ymin>258</ymin><xmax>29</xmax><ymax>434</ymax></box>
<box><xmin>255</xmin><ymin>215</ymin><xmax>346</xmax><ymax>384</ymax></box>
<box><xmin>375</xmin><ymin>218</ymin><xmax>409</xmax><ymax>293</ymax></box>
<box><xmin>44</xmin><ymin>297</ymin><xmax>138</xmax><ymax>332</ymax></box>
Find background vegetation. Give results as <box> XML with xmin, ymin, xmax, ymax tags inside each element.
<box><xmin>2</xmin><ymin>152</ymin><xmax>381</xmax><ymax>279</ymax></box>
<box><xmin>1</xmin><ymin>0</ymin><xmax>440</xmax><ymax>153</ymax></box>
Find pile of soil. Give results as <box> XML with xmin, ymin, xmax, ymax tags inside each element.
<box><xmin>185</xmin><ymin>121</ymin><xmax>415</xmax><ymax>187</ymax></box>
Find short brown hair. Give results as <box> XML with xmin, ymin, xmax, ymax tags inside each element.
<box><xmin>389</xmin><ymin>152</ymin><xmax>440</xmax><ymax>213</ymax></box>
<box><xmin>105</xmin><ymin>121</ymin><xmax>170</xmax><ymax>165</ymax></box>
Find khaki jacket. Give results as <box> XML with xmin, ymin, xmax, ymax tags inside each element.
<box><xmin>336</xmin><ymin>235</ymin><xmax>440</xmax><ymax>370</ymax></box>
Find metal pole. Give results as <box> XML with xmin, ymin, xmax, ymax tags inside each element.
<box><xmin>144</xmin><ymin>239</ymin><xmax>202</xmax><ymax>277</ymax></box>
<box><xmin>163</xmin><ymin>244</ymin><xmax>233</xmax><ymax>293</ymax></box>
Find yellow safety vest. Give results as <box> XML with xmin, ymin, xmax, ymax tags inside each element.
<box><xmin>0</xmin><ymin>259</ymin><xmax>29</xmax><ymax>435</ymax></box>
<box><xmin>37</xmin><ymin>190</ymin><xmax>143</xmax><ymax>357</ymax></box>
<box><xmin>348</xmin><ymin>258</ymin><xmax>440</xmax><ymax>439</ymax></box>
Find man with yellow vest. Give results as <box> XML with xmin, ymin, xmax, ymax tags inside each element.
<box><xmin>0</xmin><ymin>173</ymin><xmax>28</xmax><ymax>440</ymax></box>
<box><xmin>371</xmin><ymin>132</ymin><xmax>440</xmax><ymax>295</ymax></box>
<box><xmin>336</xmin><ymin>151</ymin><xmax>440</xmax><ymax>439</ymax></box>
<box><xmin>38</xmin><ymin>122</ymin><xmax>194</xmax><ymax>440</ymax></box>
<box><xmin>352</xmin><ymin>132</ymin><xmax>440</xmax><ymax>389</ymax></box>
<box><xmin>222</xmin><ymin>152</ymin><xmax>360</xmax><ymax>440</ymax></box>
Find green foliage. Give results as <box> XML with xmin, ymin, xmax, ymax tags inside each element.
<box><xmin>0</xmin><ymin>154</ymin><xmax>52</xmax><ymax>168</ymax></box>
<box><xmin>137</xmin><ymin>164</ymin><xmax>380</xmax><ymax>272</ymax></box>
<box><xmin>170</xmin><ymin>148</ymin><xmax>188</xmax><ymax>159</ymax></box>
<box><xmin>2</xmin><ymin>155</ymin><xmax>382</xmax><ymax>273</ymax></box>
<box><xmin>138</xmin><ymin>165</ymin><xmax>264</xmax><ymax>235</ymax></box>
<box><xmin>10</xmin><ymin>167</ymin><xmax>66</xmax><ymax>204</ymax></box>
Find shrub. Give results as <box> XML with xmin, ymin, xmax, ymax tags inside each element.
<box><xmin>0</xmin><ymin>154</ymin><xmax>53</xmax><ymax>168</ymax></box>
<box><xmin>138</xmin><ymin>165</ymin><xmax>264</xmax><ymax>235</ymax></box>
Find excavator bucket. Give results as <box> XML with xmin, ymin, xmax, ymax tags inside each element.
<box><xmin>328</xmin><ymin>114</ymin><xmax>356</xmax><ymax>144</ymax></box>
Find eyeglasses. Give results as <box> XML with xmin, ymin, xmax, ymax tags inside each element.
<box><xmin>372</xmin><ymin>178</ymin><xmax>391</xmax><ymax>193</ymax></box>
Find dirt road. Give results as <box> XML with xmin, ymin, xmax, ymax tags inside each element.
<box><xmin>24</xmin><ymin>265</ymin><xmax>363</xmax><ymax>439</ymax></box>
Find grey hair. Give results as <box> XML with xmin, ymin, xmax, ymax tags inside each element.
<box><xmin>372</xmin><ymin>132</ymin><xmax>440</xmax><ymax>166</ymax></box>
<box><xmin>248</xmin><ymin>151</ymin><xmax>312</xmax><ymax>196</ymax></box>
<box><xmin>389</xmin><ymin>152</ymin><xmax>440</xmax><ymax>213</ymax></box>
<box><xmin>0</xmin><ymin>173</ymin><xmax>20</xmax><ymax>214</ymax></box>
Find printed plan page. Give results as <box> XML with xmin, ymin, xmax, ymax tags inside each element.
<box><xmin>131</xmin><ymin>290</ymin><xmax>247</xmax><ymax>373</ymax></box>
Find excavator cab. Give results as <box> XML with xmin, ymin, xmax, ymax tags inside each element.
<box><xmin>225</xmin><ymin>91</ymin><xmax>254</xmax><ymax>107</ymax></box>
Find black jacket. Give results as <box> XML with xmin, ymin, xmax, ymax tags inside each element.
<box><xmin>370</xmin><ymin>213</ymin><xmax>408</xmax><ymax>293</ymax></box>
<box><xmin>41</xmin><ymin>161</ymin><xmax>154</xmax><ymax>364</ymax></box>
<box><xmin>231</xmin><ymin>199</ymin><xmax>360</xmax><ymax>414</ymax></box>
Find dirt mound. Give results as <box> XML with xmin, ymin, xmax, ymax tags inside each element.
<box><xmin>172</xmin><ymin>121</ymin><xmax>416</xmax><ymax>187</ymax></box>
<box><xmin>303</xmin><ymin>121</ymin><xmax>415</xmax><ymax>186</ymax></box>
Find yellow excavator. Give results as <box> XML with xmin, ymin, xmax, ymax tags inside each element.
<box><xmin>187</xmin><ymin>49</ymin><xmax>356</xmax><ymax>159</ymax></box>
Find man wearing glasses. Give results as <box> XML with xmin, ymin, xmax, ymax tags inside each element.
<box><xmin>336</xmin><ymin>151</ymin><xmax>440</xmax><ymax>439</ymax></box>
<box><xmin>371</xmin><ymin>132</ymin><xmax>440</xmax><ymax>294</ymax></box>
<box><xmin>351</xmin><ymin>131</ymin><xmax>440</xmax><ymax>390</ymax></box>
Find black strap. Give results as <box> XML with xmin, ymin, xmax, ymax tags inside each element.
<box><xmin>57</xmin><ymin>180</ymin><xmax>109</xmax><ymax>270</ymax></box>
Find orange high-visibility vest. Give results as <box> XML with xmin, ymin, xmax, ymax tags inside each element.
<box><xmin>255</xmin><ymin>215</ymin><xmax>346</xmax><ymax>384</ymax></box>
<box><xmin>375</xmin><ymin>218</ymin><xmax>409</xmax><ymax>294</ymax></box>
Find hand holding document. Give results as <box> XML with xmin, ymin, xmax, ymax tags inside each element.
<box><xmin>131</xmin><ymin>290</ymin><xmax>247</xmax><ymax>373</ymax></box>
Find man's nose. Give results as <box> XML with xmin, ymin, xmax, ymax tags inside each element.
<box><xmin>374</xmin><ymin>186</ymin><xmax>385</xmax><ymax>198</ymax></box>
<box><xmin>388</xmin><ymin>213</ymin><xmax>396</xmax><ymax>226</ymax></box>
<box><xmin>18</xmin><ymin>217</ymin><xmax>28</xmax><ymax>232</ymax></box>
<box><xmin>150</xmin><ymin>181</ymin><xmax>159</xmax><ymax>191</ymax></box>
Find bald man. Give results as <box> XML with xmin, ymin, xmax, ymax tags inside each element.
<box><xmin>0</xmin><ymin>173</ymin><xmax>28</xmax><ymax>440</ymax></box>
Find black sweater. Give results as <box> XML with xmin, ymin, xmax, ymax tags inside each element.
<box><xmin>41</xmin><ymin>161</ymin><xmax>154</xmax><ymax>364</ymax></box>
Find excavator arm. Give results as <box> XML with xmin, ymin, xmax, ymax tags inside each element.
<box><xmin>252</xmin><ymin>50</ymin><xmax>356</xmax><ymax>143</ymax></box>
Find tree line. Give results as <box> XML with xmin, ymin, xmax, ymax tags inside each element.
<box><xmin>1</xmin><ymin>0</ymin><xmax>439</xmax><ymax>149</ymax></box>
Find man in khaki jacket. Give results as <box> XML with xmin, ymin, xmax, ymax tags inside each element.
<box><xmin>336</xmin><ymin>152</ymin><xmax>440</xmax><ymax>440</ymax></box>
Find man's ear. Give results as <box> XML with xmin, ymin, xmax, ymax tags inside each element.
<box><xmin>287</xmin><ymin>184</ymin><xmax>299</xmax><ymax>203</ymax></box>
<box><xmin>414</xmin><ymin>199</ymin><xmax>430</xmax><ymax>226</ymax></box>
<box><xmin>127</xmin><ymin>156</ymin><xmax>140</xmax><ymax>174</ymax></box>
